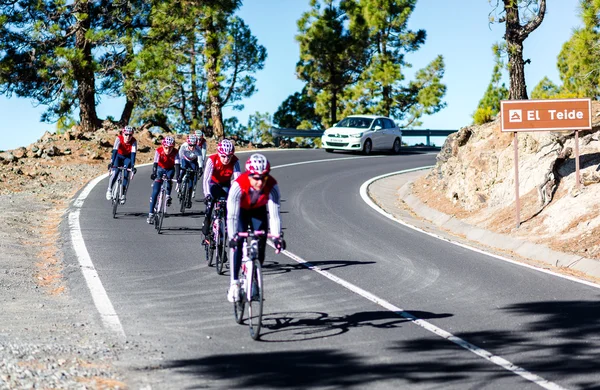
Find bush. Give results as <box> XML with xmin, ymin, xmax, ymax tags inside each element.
<box><xmin>473</xmin><ymin>106</ymin><xmax>495</xmax><ymax>125</ymax></box>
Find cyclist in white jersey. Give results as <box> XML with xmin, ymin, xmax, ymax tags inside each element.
<box><xmin>226</xmin><ymin>153</ymin><xmax>285</xmax><ymax>302</ymax></box>
<box><xmin>178</xmin><ymin>134</ymin><xmax>204</xmax><ymax>208</ymax></box>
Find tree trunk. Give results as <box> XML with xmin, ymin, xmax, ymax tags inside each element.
<box><xmin>118</xmin><ymin>97</ymin><xmax>135</xmax><ymax>127</ymax></box>
<box><xmin>73</xmin><ymin>0</ymin><xmax>101</xmax><ymax>131</ymax></box>
<box><xmin>503</xmin><ymin>0</ymin><xmax>546</xmax><ymax>100</ymax></box>
<box><xmin>331</xmin><ymin>90</ymin><xmax>337</xmax><ymax>125</ymax></box>
<box><xmin>204</xmin><ymin>20</ymin><xmax>225</xmax><ymax>139</ymax></box>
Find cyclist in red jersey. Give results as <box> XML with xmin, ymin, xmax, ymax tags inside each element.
<box><xmin>147</xmin><ymin>136</ymin><xmax>180</xmax><ymax>224</ymax></box>
<box><xmin>226</xmin><ymin>153</ymin><xmax>285</xmax><ymax>302</ymax></box>
<box><xmin>192</xmin><ymin>130</ymin><xmax>208</xmax><ymax>198</ymax></box>
<box><xmin>201</xmin><ymin>139</ymin><xmax>241</xmax><ymax>242</ymax></box>
<box><xmin>106</xmin><ymin>126</ymin><xmax>137</xmax><ymax>204</ymax></box>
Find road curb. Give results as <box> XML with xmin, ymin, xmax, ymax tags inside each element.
<box><xmin>370</xmin><ymin>169</ymin><xmax>600</xmax><ymax>284</ymax></box>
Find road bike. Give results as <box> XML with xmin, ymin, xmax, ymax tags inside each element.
<box><xmin>192</xmin><ymin>166</ymin><xmax>203</xmax><ymax>199</ymax></box>
<box><xmin>109</xmin><ymin>166</ymin><xmax>135</xmax><ymax>218</ymax></box>
<box><xmin>232</xmin><ymin>230</ymin><xmax>284</xmax><ymax>340</ymax></box>
<box><xmin>153</xmin><ymin>174</ymin><xmax>175</xmax><ymax>234</ymax></box>
<box><xmin>177</xmin><ymin>168</ymin><xmax>195</xmax><ymax>214</ymax></box>
<box><xmin>205</xmin><ymin>197</ymin><xmax>228</xmax><ymax>275</ymax></box>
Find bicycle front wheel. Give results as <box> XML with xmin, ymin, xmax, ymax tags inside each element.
<box><xmin>111</xmin><ymin>182</ymin><xmax>120</xmax><ymax>218</ymax></box>
<box><xmin>234</xmin><ymin>292</ymin><xmax>245</xmax><ymax>325</ymax></box>
<box><xmin>206</xmin><ymin>233</ymin><xmax>215</xmax><ymax>266</ymax></box>
<box><xmin>157</xmin><ymin>192</ymin><xmax>166</xmax><ymax>234</ymax></box>
<box><xmin>179</xmin><ymin>184</ymin><xmax>188</xmax><ymax>214</ymax></box>
<box><xmin>248</xmin><ymin>260</ymin><xmax>263</xmax><ymax>340</ymax></box>
<box><xmin>215</xmin><ymin>218</ymin><xmax>226</xmax><ymax>275</ymax></box>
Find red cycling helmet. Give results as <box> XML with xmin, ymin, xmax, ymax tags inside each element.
<box><xmin>162</xmin><ymin>136</ymin><xmax>175</xmax><ymax>147</ymax></box>
<box><xmin>217</xmin><ymin>139</ymin><xmax>235</xmax><ymax>156</ymax></box>
<box><xmin>245</xmin><ymin>153</ymin><xmax>270</xmax><ymax>176</ymax></box>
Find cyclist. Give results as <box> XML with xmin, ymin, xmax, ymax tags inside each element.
<box><xmin>147</xmin><ymin>136</ymin><xmax>180</xmax><ymax>224</ymax></box>
<box><xmin>226</xmin><ymin>153</ymin><xmax>285</xmax><ymax>302</ymax></box>
<box><xmin>106</xmin><ymin>126</ymin><xmax>137</xmax><ymax>204</ymax></box>
<box><xmin>178</xmin><ymin>134</ymin><xmax>203</xmax><ymax>208</ymax></box>
<box><xmin>201</xmin><ymin>138</ymin><xmax>241</xmax><ymax>243</ymax></box>
<box><xmin>192</xmin><ymin>130</ymin><xmax>208</xmax><ymax>198</ymax></box>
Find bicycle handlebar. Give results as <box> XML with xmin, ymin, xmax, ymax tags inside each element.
<box><xmin>233</xmin><ymin>231</ymin><xmax>285</xmax><ymax>254</ymax></box>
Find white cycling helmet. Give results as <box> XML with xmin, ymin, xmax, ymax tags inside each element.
<box><xmin>217</xmin><ymin>139</ymin><xmax>235</xmax><ymax>156</ymax></box>
<box><xmin>245</xmin><ymin>154</ymin><xmax>270</xmax><ymax>176</ymax></box>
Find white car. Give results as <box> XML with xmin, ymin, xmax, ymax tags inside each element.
<box><xmin>321</xmin><ymin>115</ymin><xmax>402</xmax><ymax>154</ymax></box>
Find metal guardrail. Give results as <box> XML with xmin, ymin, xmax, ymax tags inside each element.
<box><xmin>271</xmin><ymin>127</ymin><xmax>456</xmax><ymax>146</ymax></box>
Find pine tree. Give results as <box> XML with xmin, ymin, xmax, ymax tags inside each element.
<box><xmin>473</xmin><ymin>44</ymin><xmax>509</xmax><ymax>125</ymax></box>
<box><xmin>489</xmin><ymin>0</ymin><xmax>547</xmax><ymax>100</ymax></box>
<box><xmin>296</xmin><ymin>0</ymin><xmax>369</xmax><ymax>126</ymax></box>
<box><xmin>340</xmin><ymin>0</ymin><xmax>446</xmax><ymax>128</ymax></box>
<box><xmin>0</xmin><ymin>0</ymin><xmax>150</xmax><ymax>131</ymax></box>
<box><xmin>556</xmin><ymin>0</ymin><xmax>600</xmax><ymax>99</ymax></box>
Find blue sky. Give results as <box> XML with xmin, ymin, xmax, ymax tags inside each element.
<box><xmin>0</xmin><ymin>0</ymin><xmax>582</xmax><ymax>151</ymax></box>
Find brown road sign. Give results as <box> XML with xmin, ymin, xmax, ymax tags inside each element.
<box><xmin>501</xmin><ymin>98</ymin><xmax>591</xmax><ymax>132</ymax></box>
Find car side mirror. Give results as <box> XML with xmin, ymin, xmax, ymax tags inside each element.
<box><xmin>374</xmin><ymin>125</ymin><xmax>382</xmax><ymax>131</ymax></box>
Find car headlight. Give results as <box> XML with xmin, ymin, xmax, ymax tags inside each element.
<box><xmin>349</xmin><ymin>132</ymin><xmax>363</xmax><ymax>138</ymax></box>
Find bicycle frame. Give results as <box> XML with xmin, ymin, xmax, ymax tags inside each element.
<box><xmin>178</xmin><ymin>168</ymin><xmax>195</xmax><ymax>213</ymax></box>
<box><xmin>233</xmin><ymin>230</ymin><xmax>281</xmax><ymax>340</ymax></box>
<box><xmin>111</xmin><ymin>167</ymin><xmax>134</xmax><ymax>218</ymax></box>
<box><xmin>154</xmin><ymin>174</ymin><xmax>173</xmax><ymax>233</ymax></box>
<box><xmin>211</xmin><ymin>198</ymin><xmax>228</xmax><ymax>274</ymax></box>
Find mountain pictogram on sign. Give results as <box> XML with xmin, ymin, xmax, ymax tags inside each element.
<box><xmin>509</xmin><ymin>110</ymin><xmax>522</xmax><ymax>123</ymax></box>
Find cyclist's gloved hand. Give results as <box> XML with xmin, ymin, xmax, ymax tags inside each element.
<box><xmin>107</xmin><ymin>163</ymin><xmax>113</xmax><ymax>170</ymax></box>
<box><xmin>229</xmin><ymin>239</ymin><xmax>237</xmax><ymax>249</ymax></box>
<box><xmin>176</xmin><ymin>176</ymin><xmax>182</xmax><ymax>184</ymax></box>
<box><xmin>273</xmin><ymin>237</ymin><xmax>286</xmax><ymax>253</ymax></box>
<box><xmin>150</xmin><ymin>173</ymin><xmax>157</xmax><ymax>180</ymax></box>
<box><xmin>204</xmin><ymin>194</ymin><xmax>212</xmax><ymax>204</ymax></box>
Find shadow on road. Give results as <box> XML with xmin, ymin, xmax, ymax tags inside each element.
<box><xmin>264</xmin><ymin>259</ymin><xmax>376</xmax><ymax>275</ymax></box>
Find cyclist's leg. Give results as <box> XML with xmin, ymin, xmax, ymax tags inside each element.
<box><xmin>228</xmin><ymin>214</ymin><xmax>248</xmax><ymax>302</ymax></box>
<box><xmin>249</xmin><ymin>207</ymin><xmax>269</xmax><ymax>264</ymax></box>
<box><xmin>202</xmin><ymin>183</ymin><xmax>225</xmax><ymax>237</ymax></box>
<box><xmin>187</xmin><ymin>162</ymin><xmax>198</xmax><ymax>192</ymax></box>
<box><xmin>121</xmin><ymin>156</ymin><xmax>132</xmax><ymax>194</ymax></box>
<box><xmin>165</xmin><ymin>168</ymin><xmax>175</xmax><ymax>204</ymax></box>
<box><xmin>149</xmin><ymin>168</ymin><xmax>165</xmax><ymax>214</ymax></box>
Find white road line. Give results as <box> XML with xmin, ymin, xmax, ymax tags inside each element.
<box><xmin>264</xmin><ymin>162</ymin><xmax>567</xmax><ymax>390</ymax></box>
<box><xmin>270</xmin><ymin>248</ymin><xmax>565</xmax><ymax>390</ymax></box>
<box><xmin>271</xmin><ymin>155</ymin><xmax>385</xmax><ymax>170</ymax></box>
<box><xmin>69</xmin><ymin>172</ymin><xmax>126</xmax><ymax>339</ymax></box>
<box><xmin>359</xmin><ymin>168</ymin><xmax>600</xmax><ymax>290</ymax></box>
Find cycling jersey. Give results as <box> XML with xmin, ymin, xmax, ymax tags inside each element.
<box><xmin>154</xmin><ymin>146</ymin><xmax>180</xmax><ymax>169</ymax></box>
<box><xmin>113</xmin><ymin>134</ymin><xmax>137</xmax><ymax>156</ymax></box>
<box><xmin>202</xmin><ymin>154</ymin><xmax>240</xmax><ymax>197</ymax></box>
<box><xmin>226</xmin><ymin>173</ymin><xmax>282</xmax><ymax>240</ymax></box>
<box><xmin>178</xmin><ymin>142</ymin><xmax>204</xmax><ymax>163</ymax></box>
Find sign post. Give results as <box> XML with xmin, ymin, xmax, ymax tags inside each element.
<box><xmin>500</xmin><ymin>98</ymin><xmax>592</xmax><ymax>228</ymax></box>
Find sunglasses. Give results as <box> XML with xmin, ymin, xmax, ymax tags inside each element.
<box><xmin>250</xmin><ymin>175</ymin><xmax>267</xmax><ymax>181</ymax></box>
<box><xmin>123</xmin><ymin>133</ymin><xmax>132</xmax><ymax>137</ymax></box>
<box><xmin>219</xmin><ymin>154</ymin><xmax>231</xmax><ymax>159</ymax></box>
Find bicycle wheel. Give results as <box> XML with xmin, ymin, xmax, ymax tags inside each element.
<box><xmin>215</xmin><ymin>218</ymin><xmax>226</xmax><ymax>275</ymax></box>
<box><xmin>157</xmin><ymin>192</ymin><xmax>166</xmax><ymax>234</ymax></box>
<box><xmin>111</xmin><ymin>180</ymin><xmax>120</xmax><ymax>219</ymax></box>
<box><xmin>206</xmin><ymin>232</ymin><xmax>215</xmax><ymax>266</ymax></box>
<box><xmin>248</xmin><ymin>260</ymin><xmax>263</xmax><ymax>340</ymax></box>
<box><xmin>233</xmin><ymin>281</ymin><xmax>245</xmax><ymax>325</ymax></box>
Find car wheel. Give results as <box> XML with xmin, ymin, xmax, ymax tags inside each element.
<box><xmin>362</xmin><ymin>139</ymin><xmax>372</xmax><ymax>155</ymax></box>
<box><xmin>392</xmin><ymin>138</ymin><xmax>401</xmax><ymax>154</ymax></box>
<box><xmin>325</xmin><ymin>149</ymin><xmax>333</xmax><ymax>153</ymax></box>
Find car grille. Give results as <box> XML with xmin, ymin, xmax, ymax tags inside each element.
<box><xmin>327</xmin><ymin>142</ymin><xmax>349</xmax><ymax>147</ymax></box>
<box><xmin>328</xmin><ymin>134</ymin><xmax>349</xmax><ymax>138</ymax></box>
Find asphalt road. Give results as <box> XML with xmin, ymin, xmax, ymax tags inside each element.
<box><xmin>69</xmin><ymin>149</ymin><xmax>600</xmax><ymax>389</ymax></box>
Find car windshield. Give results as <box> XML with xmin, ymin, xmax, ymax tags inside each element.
<box><xmin>336</xmin><ymin>117</ymin><xmax>373</xmax><ymax>129</ymax></box>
